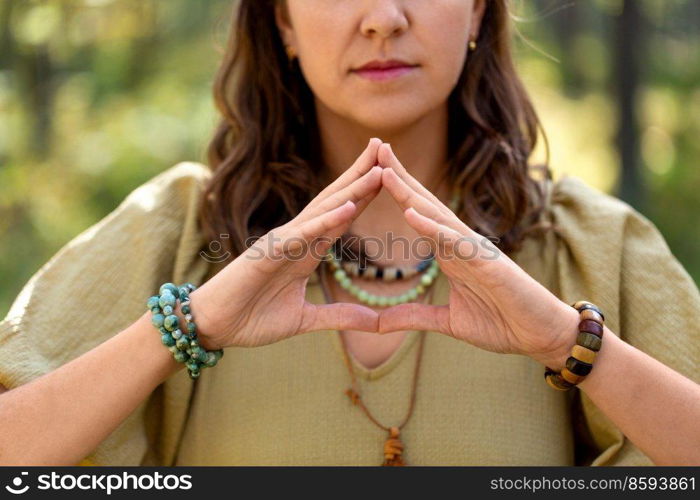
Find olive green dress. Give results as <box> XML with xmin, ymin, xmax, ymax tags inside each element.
<box><xmin>1</xmin><ymin>161</ymin><xmax>699</xmax><ymax>466</ymax></box>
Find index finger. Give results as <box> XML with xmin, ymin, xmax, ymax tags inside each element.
<box><xmin>313</xmin><ymin>137</ymin><xmax>382</xmax><ymax>203</ymax></box>
<box><xmin>377</xmin><ymin>143</ymin><xmax>452</xmax><ymax>214</ymax></box>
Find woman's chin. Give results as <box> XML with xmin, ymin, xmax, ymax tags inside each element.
<box><xmin>346</xmin><ymin>110</ymin><xmax>427</xmax><ymax>134</ymax></box>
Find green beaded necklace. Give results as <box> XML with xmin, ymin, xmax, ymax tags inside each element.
<box><xmin>322</xmin><ymin>189</ymin><xmax>460</xmax><ymax>306</ymax></box>
<box><xmin>324</xmin><ymin>248</ymin><xmax>439</xmax><ymax>306</ymax></box>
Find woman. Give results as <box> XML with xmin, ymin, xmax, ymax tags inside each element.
<box><xmin>1</xmin><ymin>0</ymin><xmax>699</xmax><ymax>466</ymax></box>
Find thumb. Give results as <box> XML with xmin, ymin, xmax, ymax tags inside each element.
<box><xmin>299</xmin><ymin>302</ymin><xmax>379</xmax><ymax>333</ymax></box>
<box><xmin>378</xmin><ymin>303</ymin><xmax>451</xmax><ymax>335</ymax></box>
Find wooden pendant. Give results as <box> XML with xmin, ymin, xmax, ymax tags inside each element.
<box><xmin>382</xmin><ymin>427</ymin><xmax>405</xmax><ymax>466</ymax></box>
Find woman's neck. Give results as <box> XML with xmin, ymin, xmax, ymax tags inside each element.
<box><xmin>317</xmin><ymin>101</ymin><xmax>450</xmax><ymax>191</ymax></box>
<box><xmin>316</xmin><ymin>102</ymin><xmax>452</xmax><ymax>265</ymax></box>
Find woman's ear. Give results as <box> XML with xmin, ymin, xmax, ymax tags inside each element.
<box><xmin>470</xmin><ymin>0</ymin><xmax>487</xmax><ymax>39</ymax></box>
<box><xmin>274</xmin><ymin>1</ymin><xmax>296</xmax><ymax>52</ymax></box>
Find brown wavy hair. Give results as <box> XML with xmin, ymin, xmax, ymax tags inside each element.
<box><xmin>200</xmin><ymin>0</ymin><xmax>553</xmax><ymax>260</ymax></box>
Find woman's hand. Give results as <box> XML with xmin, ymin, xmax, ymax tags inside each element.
<box><xmin>189</xmin><ymin>139</ymin><xmax>385</xmax><ymax>349</ymax></box>
<box><xmin>376</xmin><ymin>143</ymin><xmax>578</xmax><ymax>369</ymax></box>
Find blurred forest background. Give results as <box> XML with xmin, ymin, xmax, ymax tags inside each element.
<box><xmin>1</xmin><ymin>0</ymin><xmax>699</xmax><ymax>317</ymax></box>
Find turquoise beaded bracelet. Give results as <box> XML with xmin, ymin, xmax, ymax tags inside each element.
<box><xmin>147</xmin><ymin>282</ymin><xmax>224</xmax><ymax>379</ymax></box>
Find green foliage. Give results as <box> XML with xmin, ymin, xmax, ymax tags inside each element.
<box><xmin>514</xmin><ymin>0</ymin><xmax>700</xmax><ymax>287</ymax></box>
<box><xmin>0</xmin><ymin>0</ymin><xmax>230</xmax><ymax>315</ymax></box>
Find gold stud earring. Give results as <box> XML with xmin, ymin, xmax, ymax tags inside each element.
<box><xmin>285</xmin><ymin>45</ymin><xmax>297</xmax><ymax>61</ymax></box>
<box><xmin>468</xmin><ymin>40</ymin><xmax>477</xmax><ymax>51</ymax></box>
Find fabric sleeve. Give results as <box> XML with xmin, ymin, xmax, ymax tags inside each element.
<box><xmin>585</xmin><ymin>205</ymin><xmax>700</xmax><ymax>465</ymax></box>
<box><xmin>0</xmin><ymin>161</ymin><xmax>212</xmax><ymax>465</ymax></box>
<box><xmin>548</xmin><ymin>175</ymin><xmax>700</xmax><ymax>465</ymax></box>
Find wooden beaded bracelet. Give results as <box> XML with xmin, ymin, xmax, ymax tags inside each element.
<box><xmin>147</xmin><ymin>282</ymin><xmax>224</xmax><ymax>379</ymax></box>
<box><xmin>544</xmin><ymin>301</ymin><xmax>605</xmax><ymax>391</ymax></box>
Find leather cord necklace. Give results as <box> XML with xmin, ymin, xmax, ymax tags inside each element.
<box><xmin>317</xmin><ymin>260</ymin><xmax>437</xmax><ymax>466</ymax></box>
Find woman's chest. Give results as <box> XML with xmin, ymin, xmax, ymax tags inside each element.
<box><xmin>341</xmin><ymin>329</ymin><xmax>410</xmax><ymax>369</ymax></box>
<box><xmin>175</xmin><ymin>332</ymin><xmax>574</xmax><ymax>465</ymax></box>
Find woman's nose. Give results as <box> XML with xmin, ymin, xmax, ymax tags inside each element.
<box><xmin>359</xmin><ymin>0</ymin><xmax>409</xmax><ymax>39</ymax></box>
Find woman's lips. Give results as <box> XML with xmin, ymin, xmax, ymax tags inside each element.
<box><xmin>352</xmin><ymin>65</ymin><xmax>417</xmax><ymax>81</ymax></box>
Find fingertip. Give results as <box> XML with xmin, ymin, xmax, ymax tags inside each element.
<box><xmin>332</xmin><ymin>199</ymin><xmax>355</xmax><ymax>218</ymax></box>
<box><xmin>382</xmin><ymin>165</ymin><xmax>397</xmax><ymax>178</ymax></box>
<box><xmin>403</xmin><ymin>207</ymin><xmax>430</xmax><ymax>235</ymax></box>
<box><xmin>383</xmin><ymin>143</ymin><xmax>395</xmax><ymax>158</ymax></box>
<box><xmin>403</xmin><ymin>207</ymin><xmax>418</xmax><ymax>227</ymax></box>
<box><xmin>377</xmin><ymin>142</ymin><xmax>396</xmax><ymax>167</ymax></box>
<box><xmin>368</xmin><ymin>137</ymin><xmax>381</xmax><ymax>149</ymax></box>
<box><xmin>334</xmin><ymin>201</ymin><xmax>356</xmax><ymax>226</ymax></box>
